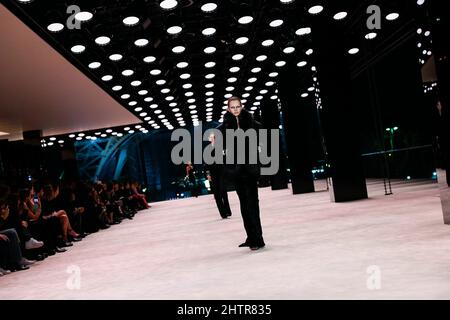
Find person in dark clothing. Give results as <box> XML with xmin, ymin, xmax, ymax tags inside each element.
<box><xmin>205</xmin><ymin>133</ymin><xmax>232</xmax><ymax>219</ymax></box>
<box><xmin>185</xmin><ymin>162</ymin><xmax>199</xmax><ymax>198</ymax></box>
<box><xmin>219</xmin><ymin>96</ymin><xmax>265</xmax><ymax>251</ymax></box>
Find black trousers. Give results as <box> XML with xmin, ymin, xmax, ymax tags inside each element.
<box><xmin>210</xmin><ymin>173</ymin><xmax>231</xmax><ymax>218</ymax></box>
<box><xmin>0</xmin><ymin>229</ymin><xmax>23</xmax><ymax>268</ymax></box>
<box><xmin>234</xmin><ymin>174</ymin><xmax>265</xmax><ymax>247</ymax></box>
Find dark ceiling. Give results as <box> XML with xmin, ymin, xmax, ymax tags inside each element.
<box><xmin>1</xmin><ymin>0</ymin><xmax>425</xmax><ymax>144</ymax></box>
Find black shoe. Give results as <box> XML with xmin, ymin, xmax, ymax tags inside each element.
<box><xmin>250</xmin><ymin>244</ymin><xmax>266</xmax><ymax>251</ymax></box>
<box><xmin>238</xmin><ymin>242</ymin><xmax>250</xmax><ymax>248</ymax></box>
<box><xmin>11</xmin><ymin>264</ymin><xmax>30</xmax><ymax>272</ymax></box>
<box><xmin>47</xmin><ymin>250</ymin><xmax>56</xmax><ymax>256</ymax></box>
<box><xmin>55</xmin><ymin>247</ymin><xmax>67</xmax><ymax>253</ymax></box>
<box><xmin>71</xmin><ymin>237</ymin><xmax>83</xmax><ymax>242</ymax></box>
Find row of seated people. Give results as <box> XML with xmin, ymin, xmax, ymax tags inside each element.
<box><xmin>0</xmin><ymin>180</ymin><xmax>150</xmax><ymax>276</ymax></box>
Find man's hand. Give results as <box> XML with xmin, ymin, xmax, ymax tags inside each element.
<box><xmin>21</xmin><ymin>220</ymin><xmax>28</xmax><ymax>228</ymax></box>
<box><xmin>0</xmin><ymin>234</ymin><xmax>9</xmax><ymax>242</ymax></box>
<box><xmin>207</xmin><ymin>175</ymin><xmax>212</xmax><ymax>182</ymax></box>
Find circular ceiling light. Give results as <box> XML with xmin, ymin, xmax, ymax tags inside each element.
<box><xmin>365</xmin><ymin>32</ymin><xmax>377</xmax><ymax>40</ymax></box>
<box><xmin>280</xmin><ymin>0</ymin><xmax>295</xmax><ymax>3</ymax></box>
<box><xmin>112</xmin><ymin>85</ymin><xmax>122</xmax><ymax>91</ymax></box>
<box><xmin>283</xmin><ymin>47</ymin><xmax>295</xmax><ymax>54</ymax></box>
<box><xmin>202</xmin><ymin>27</ymin><xmax>216</xmax><ymax>36</ymax></box>
<box><xmin>131</xmin><ymin>80</ymin><xmax>142</xmax><ymax>86</ymax></box>
<box><xmin>348</xmin><ymin>48</ymin><xmax>359</xmax><ymax>55</ymax></box>
<box><xmin>296</xmin><ymin>27</ymin><xmax>311</xmax><ymax>36</ymax></box>
<box><xmin>386</xmin><ymin>13</ymin><xmax>400</xmax><ymax>21</ymax></box>
<box><xmin>167</xmin><ymin>25</ymin><xmax>182</xmax><ymax>34</ymax></box>
<box><xmin>121</xmin><ymin>94</ymin><xmax>130</xmax><ymax>99</ymax></box>
<box><xmin>145</xmin><ymin>97</ymin><xmax>154</xmax><ymax>102</ymax></box>
<box><xmin>47</xmin><ymin>23</ymin><xmax>64</xmax><ymax>32</ymax></box>
<box><xmin>109</xmin><ymin>53</ymin><xmax>123</xmax><ymax>61</ymax></box>
<box><xmin>256</xmin><ymin>55</ymin><xmax>267</xmax><ymax>61</ymax></box>
<box><xmin>150</xmin><ymin>69</ymin><xmax>162</xmax><ymax>76</ymax></box>
<box><xmin>177</xmin><ymin>62</ymin><xmax>189</xmax><ymax>68</ymax></box>
<box><xmin>232</xmin><ymin>54</ymin><xmax>244</xmax><ymax>60</ymax></box>
<box><xmin>333</xmin><ymin>11</ymin><xmax>348</xmax><ymax>20</ymax></box>
<box><xmin>275</xmin><ymin>61</ymin><xmax>287</xmax><ymax>67</ymax></box>
<box><xmin>201</xmin><ymin>3</ymin><xmax>217</xmax><ymax>12</ymax></box>
<box><xmin>143</xmin><ymin>56</ymin><xmax>156</xmax><ymax>63</ymax></box>
<box><xmin>75</xmin><ymin>11</ymin><xmax>93</xmax><ymax>22</ymax></box>
<box><xmin>205</xmin><ymin>83</ymin><xmax>214</xmax><ymax>88</ymax></box>
<box><xmin>156</xmin><ymin>80</ymin><xmax>166</xmax><ymax>85</ymax></box>
<box><xmin>95</xmin><ymin>36</ymin><xmax>110</xmax><ymax>45</ymax></box>
<box><xmin>160</xmin><ymin>0</ymin><xmax>178</xmax><ymax>10</ymax></box>
<box><xmin>102</xmin><ymin>75</ymin><xmax>113</xmax><ymax>81</ymax></box>
<box><xmin>205</xmin><ymin>73</ymin><xmax>215</xmax><ymax>79</ymax></box>
<box><xmin>138</xmin><ymin>90</ymin><xmax>148</xmax><ymax>95</ymax></box>
<box><xmin>172</xmin><ymin>46</ymin><xmax>186</xmax><ymax>53</ymax></box>
<box><xmin>227</xmin><ymin>77</ymin><xmax>237</xmax><ymax>83</ymax></box>
<box><xmin>269</xmin><ymin>19</ymin><xmax>284</xmax><ymax>27</ymax></box>
<box><xmin>135</xmin><ymin>39</ymin><xmax>149</xmax><ymax>47</ymax></box>
<box><xmin>180</xmin><ymin>73</ymin><xmax>191</xmax><ymax>79</ymax></box>
<box><xmin>236</xmin><ymin>37</ymin><xmax>249</xmax><ymax>45</ymax></box>
<box><xmin>123</xmin><ymin>16</ymin><xmax>139</xmax><ymax>26</ymax></box>
<box><xmin>88</xmin><ymin>62</ymin><xmax>101</xmax><ymax>69</ymax></box>
<box><xmin>71</xmin><ymin>45</ymin><xmax>85</xmax><ymax>53</ymax></box>
<box><xmin>204</xmin><ymin>46</ymin><xmax>216</xmax><ymax>54</ymax></box>
<box><xmin>205</xmin><ymin>61</ymin><xmax>216</xmax><ymax>68</ymax></box>
<box><xmin>229</xmin><ymin>66</ymin><xmax>240</xmax><ymax>73</ymax></box>
<box><xmin>248</xmin><ymin>77</ymin><xmax>257</xmax><ymax>83</ymax></box>
<box><xmin>251</xmin><ymin>67</ymin><xmax>262</xmax><ymax>73</ymax></box>
<box><xmin>262</xmin><ymin>39</ymin><xmax>274</xmax><ymax>47</ymax></box>
<box><xmin>238</xmin><ymin>16</ymin><xmax>253</xmax><ymax>24</ymax></box>
<box><xmin>308</xmin><ymin>5</ymin><xmax>324</xmax><ymax>15</ymax></box>
<box><xmin>269</xmin><ymin>72</ymin><xmax>278</xmax><ymax>78</ymax></box>
<box><xmin>122</xmin><ymin>69</ymin><xmax>134</xmax><ymax>76</ymax></box>
<box><xmin>297</xmin><ymin>61</ymin><xmax>307</xmax><ymax>67</ymax></box>
<box><xmin>305</xmin><ymin>49</ymin><xmax>313</xmax><ymax>55</ymax></box>
<box><xmin>183</xmin><ymin>83</ymin><xmax>192</xmax><ymax>89</ymax></box>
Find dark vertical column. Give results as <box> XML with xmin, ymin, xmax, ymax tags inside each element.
<box><xmin>429</xmin><ymin>2</ymin><xmax>450</xmax><ymax>184</ymax></box>
<box><xmin>260</xmin><ymin>99</ymin><xmax>288</xmax><ymax>190</ymax></box>
<box><xmin>278</xmin><ymin>69</ymin><xmax>315</xmax><ymax>194</ymax></box>
<box><xmin>61</xmin><ymin>140</ymin><xmax>79</xmax><ymax>181</ymax></box>
<box><xmin>311</xmin><ymin>18</ymin><xmax>368</xmax><ymax>202</ymax></box>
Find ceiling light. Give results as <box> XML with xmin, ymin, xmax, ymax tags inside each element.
<box><xmin>283</xmin><ymin>47</ymin><xmax>295</xmax><ymax>54</ymax></box>
<box><xmin>160</xmin><ymin>0</ymin><xmax>178</xmax><ymax>10</ymax></box>
<box><xmin>75</xmin><ymin>11</ymin><xmax>93</xmax><ymax>22</ymax></box>
<box><xmin>229</xmin><ymin>67</ymin><xmax>240</xmax><ymax>73</ymax></box>
<box><xmin>333</xmin><ymin>11</ymin><xmax>348</xmax><ymax>20</ymax></box>
<box><xmin>135</xmin><ymin>39</ymin><xmax>149</xmax><ymax>47</ymax></box>
<box><xmin>138</xmin><ymin>90</ymin><xmax>148</xmax><ymax>95</ymax></box>
<box><xmin>71</xmin><ymin>45</ymin><xmax>85</xmax><ymax>53</ymax></box>
<box><xmin>297</xmin><ymin>61</ymin><xmax>307</xmax><ymax>67</ymax></box>
<box><xmin>386</xmin><ymin>13</ymin><xmax>400</xmax><ymax>21</ymax></box>
<box><xmin>112</xmin><ymin>85</ymin><xmax>122</xmax><ymax>91</ymax></box>
<box><xmin>205</xmin><ymin>83</ymin><xmax>214</xmax><ymax>88</ymax></box>
<box><xmin>131</xmin><ymin>80</ymin><xmax>142</xmax><ymax>86</ymax></box>
<box><xmin>365</xmin><ymin>32</ymin><xmax>377</xmax><ymax>40</ymax></box>
<box><xmin>123</xmin><ymin>16</ymin><xmax>140</xmax><ymax>26</ymax></box>
<box><xmin>296</xmin><ymin>27</ymin><xmax>311</xmax><ymax>36</ymax></box>
<box><xmin>156</xmin><ymin>80</ymin><xmax>166</xmax><ymax>85</ymax></box>
<box><xmin>102</xmin><ymin>75</ymin><xmax>113</xmax><ymax>81</ymax></box>
<box><xmin>144</xmin><ymin>97</ymin><xmax>154</xmax><ymax>102</ymax></box>
<box><xmin>205</xmin><ymin>61</ymin><xmax>216</xmax><ymax>68</ymax></box>
<box><xmin>348</xmin><ymin>48</ymin><xmax>359</xmax><ymax>55</ymax></box>
<box><xmin>172</xmin><ymin>46</ymin><xmax>186</xmax><ymax>53</ymax></box>
<box><xmin>121</xmin><ymin>94</ymin><xmax>130</xmax><ymax>99</ymax></box>
<box><xmin>204</xmin><ymin>46</ymin><xmax>216</xmax><ymax>54</ymax></box>
<box><xmin>270</xmin><ymin>19</ymin><xmax>284</xmax><ymax>27</ymax></box>
<box><xmin>202</xmin><ymin>27</ymin><xmax>216</xmax><ymax>36</ymax></box>
<box><xmin>201</xmin><ymin>3</ymin><xmax>217</xmax><ymax>12</ymax></box>
<box><xmin>95</xmin><ymin>36</ymin><xmax>110</xmax><ymax>45</ymax></box>
<box><xmin>109</xmin><ymin>54</ymin><xmax>123</xmax><ymax>61</ymax></box>
<box><xmin>236</xmin><ymin>37</ymin><xmax>249</xmax><ymax>45</ymax></box>
<box><xmin>47</xmin><ymin>23</ymin><xmax>64</xmax><ymax>32</ymax></box>
<box><xmin>306</xmin><ymin>49</ymin><xmax>313</xmax><ymax>55</ymax></box>
<box><xmin>238</xmin><ymin>16</ymin><xmax>253</xmax><ymax>24</ymax></box>
<box><xmin>269</xmin><ymin>72</ymin><xmax>278</xmax><ymax>77</ymax></box>
<box><xmin>252</xmin><ymin>67</ymin><xmax>262</xmax><ymax>73</ymax></box>
<box><xmin>301</xmin><ymin>93</ymin><xmax>309</xmax><ymax>98</ymax></box>
<box><xmin>150</xmin><ymin>69</ymin><xmax>162</xmax><ymax>76</ymax></box>
<box><xmin>256</xmin><ymin>55</ymin><xmax>267</xmax><ymax>61</ymax></box>
<box><xmin>167</xmin><ymin>26</ymin><xmax>183</xmax><ymax>34</ymax></box>
<box><xmin>180</xmin><ymin>73</ymin><xmax>191</xmax><ymax>79</ymax></box>
<box><xmin>308</xmin><ymin>5</ymin><xmax>324</xmax><ymax>15</ymax></box>
<box><xmin>232</xmin><ymin>54</ymin><xmax>244</xmax><ymax>60</ymax></box>
<box><xmin>88</xmin><ymin>62</ymin><xmax>101</xmax><ymax>69</ymax></box>
<box><xmin>183</xmin><ymin>83</ymin><xmax>192</xmax><ymax>89</ymax></box>
<box><xmin>122</xmin><ymin>70</ymin><xmax>134</xmax><ymax>76</ymax></box>
<box><xmin>248</xmin><ymin>77</ymin><xmax>257</xmax><ymax>83</ymax></box>
<box><xmin>228</xmin><ymin>77</ymin><xmax>237</xmax><ymax>83</ymax></box>
<box><xmin>177</xmin><ymin>62</ymin><xmax>189</xmax><ymax>69</ymax></box>
<box><xmin>143</xmin><ymin>56</ymin><xmax>156</xmax><ymax>63</ymax></box>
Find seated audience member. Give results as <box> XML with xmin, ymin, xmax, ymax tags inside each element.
<box><xmin>130</xmin><ymin>182</ymin><xmax>150</xmax><ymax>209</ymax></box>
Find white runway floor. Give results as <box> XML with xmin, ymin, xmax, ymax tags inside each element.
<box><xmin>1</xmin><ymin>179</ymin><xmax>449</xmax><ymax>300</ymax></box>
